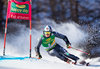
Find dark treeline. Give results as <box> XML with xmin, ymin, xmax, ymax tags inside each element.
<box><xmin>0</xmin><ymin>0</ymin><xmax>100</xmax><ymax>29</ymax></box>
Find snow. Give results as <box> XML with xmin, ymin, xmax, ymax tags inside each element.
<box><xmin>0</xmin><ymin>22</ymin><xmax>100</xmax><ymax>69</ymax></box>
<box><xmin>0</xmin><ymin>59</ymin><xmax>100</xmax><ymax>69</ymax></box>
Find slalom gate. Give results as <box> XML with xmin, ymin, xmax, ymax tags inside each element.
<box><xmin>3</xmin><ymin>0</ymin><xmax>32</xmax><ymax>58</ymax></box>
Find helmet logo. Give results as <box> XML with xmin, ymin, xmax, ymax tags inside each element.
<box><xmin>46</xmin><ymin>27</ymin><xmax>49</xmax><ymax>30</ymax></box>
<box><xmin>44</xmin><ymin>25</ymin><xmax>52</xmax><ymax>32</ymax></box>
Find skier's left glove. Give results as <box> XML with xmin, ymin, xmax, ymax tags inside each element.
<box><xmin>67</xmin><ymin>44</ymin><xmax>72</xmax><ymax>49</ymax></box>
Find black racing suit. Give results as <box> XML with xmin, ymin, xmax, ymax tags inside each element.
<box><xmin>35</xmin><ymin>31</ymin><xmax>79</xmax><ymax>62</ymax></box>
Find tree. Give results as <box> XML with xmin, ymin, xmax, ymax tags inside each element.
<box><xmin>69</xmin><ymin>0</ymin><xmax>79</xmax><ymax>23</ymax></box>
<box><xmin>0</xmin><ymin>0</ymin><xmax>4</xmax><ymax>31</ymax></box>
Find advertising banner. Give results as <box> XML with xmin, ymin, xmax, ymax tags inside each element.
<box><xmin>7</xmin><ymin>0</ymin><xmax>31</xmax><ymax>20</ymax></box>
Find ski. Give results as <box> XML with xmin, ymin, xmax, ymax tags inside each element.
<box><xmin>72</xmin><ymin>60</ymin><xmax>91</xmax><ymax>66</ymax></box>
<box><xmin>79</xmin><ymin>58</ymin><xmax>95</xmax><ymax>66</ymax></box>
<box><xmin>66</xmin><ymin>59</ymin><xmax>91</xmax><ymax>66</ymax></box>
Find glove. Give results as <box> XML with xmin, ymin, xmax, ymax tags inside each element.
<box><xmin>36</xmin><ymin>53</ymin><xmax>42</xmax><ymax>59</ymax></box>
<box><xmin>35</xmin><ymin>47</ymin><xmax>42</xmax><ymax>59</ymax></box>
<box><xmin>67</xmin><ymin>44</ymin><xmax>72</xmax><ymax>49</ymax></box>
<box><xmin>38</xmin><ymin>54</ymin><xmax>42</xmax><ymax>59</ymax></box>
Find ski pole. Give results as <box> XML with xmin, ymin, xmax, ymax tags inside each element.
<box><xmin>71</xmin><ymin>47</ymin><xmax>90</xmax><ymax>55</ymax></box>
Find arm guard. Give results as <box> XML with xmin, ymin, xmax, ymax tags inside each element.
<box><xmin>52</xmin><ymin>31</ymin><xmax>71</xmax><ymax>45</ymax></box>
<box><xmin>35</xmin><ymin>38</ymin><xmax>42</xmax><ymax>55</ymax></box>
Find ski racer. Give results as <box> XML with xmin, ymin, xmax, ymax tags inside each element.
<box><xmin>35</xmin><ymin>25</ymin><xmax>80</xmax><ymax>64</ymax></box>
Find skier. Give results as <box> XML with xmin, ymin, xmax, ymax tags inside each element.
<box><xmin>35</xmin><ymin>25</ymin><xmax>80</xmax><ymax>64</ymax></box>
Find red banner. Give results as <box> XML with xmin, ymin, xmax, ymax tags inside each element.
<box><xmin>7</xmin><ymin>0</ymin><xmax>31</xmax><ymax>20</ymax></box>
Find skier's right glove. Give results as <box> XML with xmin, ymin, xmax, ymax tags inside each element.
<box><xmin>38</xmin><ymin>54</ymin><xmax>42</xmax><ymax>59</ymax></box>
<box><xmin>36</xmin><ymin>54</ymin><xmax>42</xmax><ymax>59</ymax></box>
<box><xmin>67</xmin><ymin>44</ymin><xmax>72</xmax><ymax>49</ymax></box>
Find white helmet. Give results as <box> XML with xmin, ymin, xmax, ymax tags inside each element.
<box><xmin>43</xmin><ymin>25</ymin><xmax>52</xmax><ymax>36</ymax></box>
<box><xmin>44</xmin><ymin>25</ymin><xmax>52</xmax><ymax>32</ymax></box>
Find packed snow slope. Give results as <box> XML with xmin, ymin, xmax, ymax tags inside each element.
<box><xmin>0</xmin><ymin>22</ymin><xmax>100</xmax><ymax>69</ymax></box>
<box><xmin>0</xmin><ymin>58</ymin><xmax>100</xmax><ymax>69</ymax></box>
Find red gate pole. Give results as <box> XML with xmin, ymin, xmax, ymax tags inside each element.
<box><xmin>3</xmin><ymin>18</ymin><xmax>8</xmax><ymax>56</ymax></box>
<box><xmin>3</xmin><ymin>0</ymin><xmax>9</xmax><ymax>56</ymax></box>
<box><xmin>29</xmin><ymin>0</ymin><xmax>32</xmax><ymax>58</ymax></box>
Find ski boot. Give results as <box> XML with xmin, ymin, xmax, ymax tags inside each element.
<box><xmin>79</xmin><ymin>60</ymin><xmax>86</xmax><ymax>65</ymax></box>
<box><xmin>86</xmin><ymin>63</ymin><xmax>90</xmax><ymax>66</ymax></box>
<box><xmin>73</xmin><ymin>61</ymin><xmax>77</xmax><ymax>65</ymax></box>
<box><xmin>66</xmin><ymin>59</ymin><xmax>71</xmax><ymax>64</ymax></box>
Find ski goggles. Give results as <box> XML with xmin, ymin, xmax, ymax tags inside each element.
<box><xmin>44</xmin><ymin>32</ymin><xmax>51</xmax><ymax>35</ymax></box>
